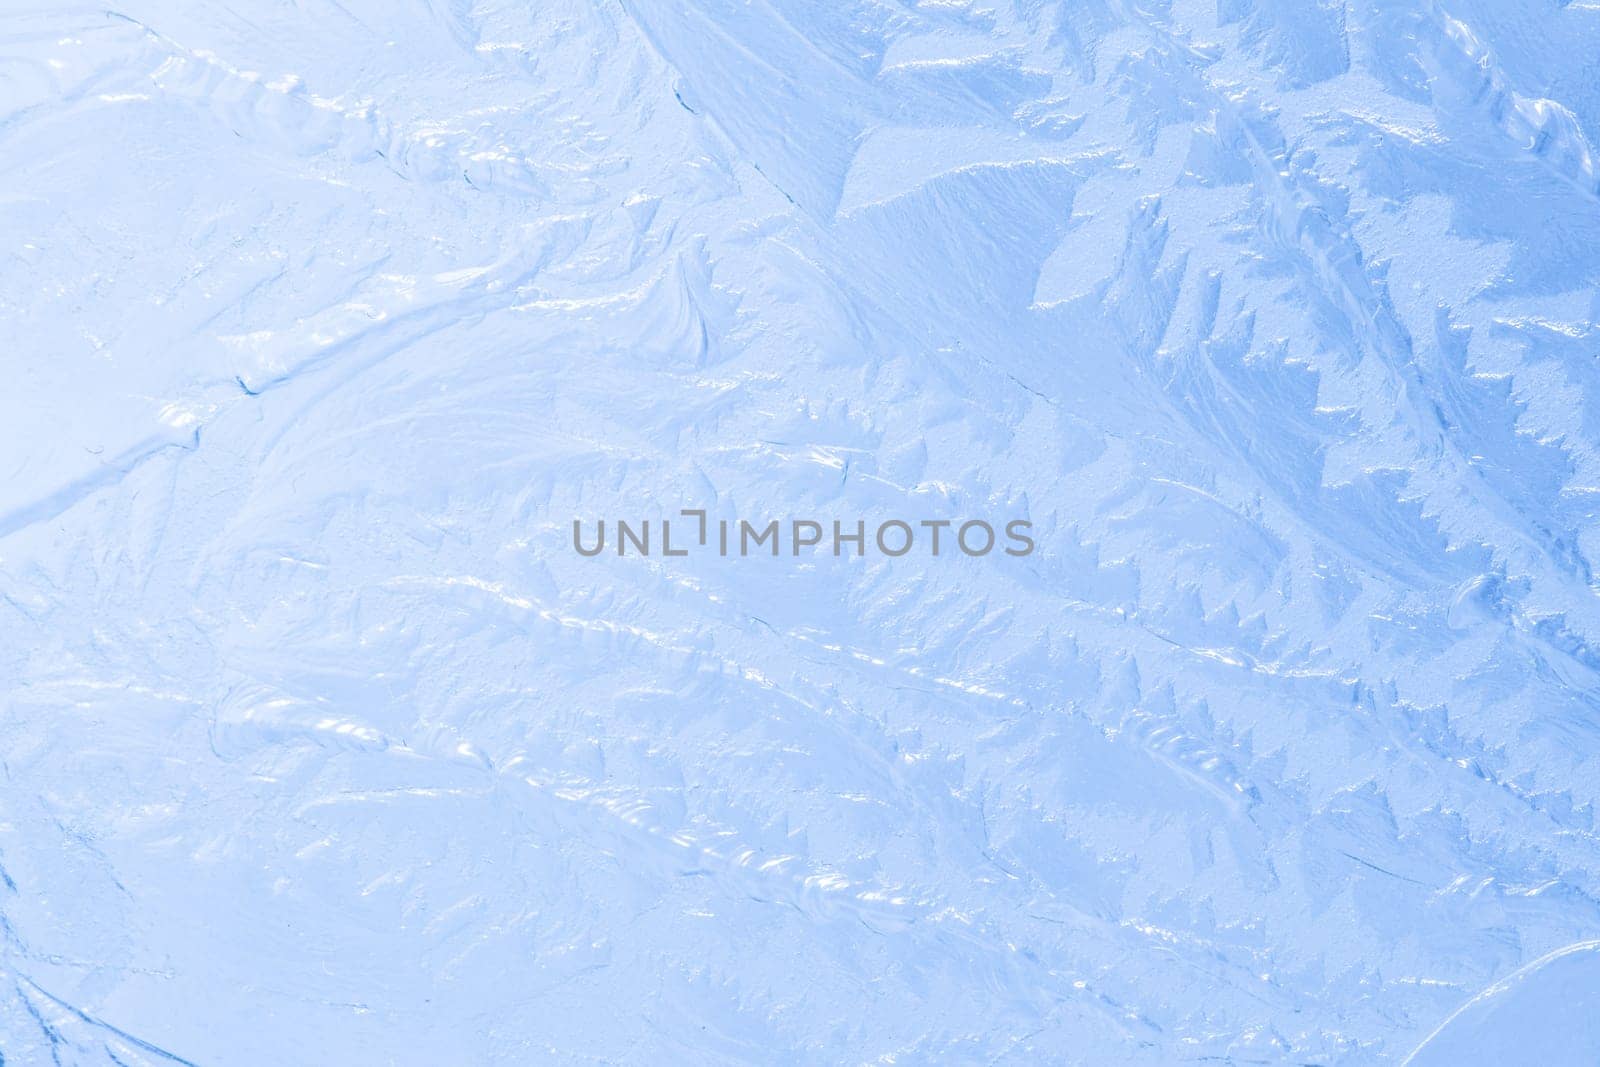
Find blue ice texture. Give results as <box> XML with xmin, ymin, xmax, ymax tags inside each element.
<box><xmin>4</xmin><ymin>0</ymin><xmax>1600</xmax><ymax>1063</ymax></box>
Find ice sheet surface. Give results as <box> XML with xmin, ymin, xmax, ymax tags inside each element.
<box><xmin>4</xmin><ymin>0</ymin><xmax>1600</xmax><ymax>1063</ymax></box>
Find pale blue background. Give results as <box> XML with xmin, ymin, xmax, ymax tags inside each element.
<box><xmin>4</xmin><ymin>1</ymin><xmax>1600</xmax><ymax>1062</ymax></box>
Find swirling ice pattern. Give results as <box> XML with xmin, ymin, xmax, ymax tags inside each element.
<box><xmin>3</xmin><ymin>1</ymin><xmax>1600</xmax><ymax>1063</ymax></box>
